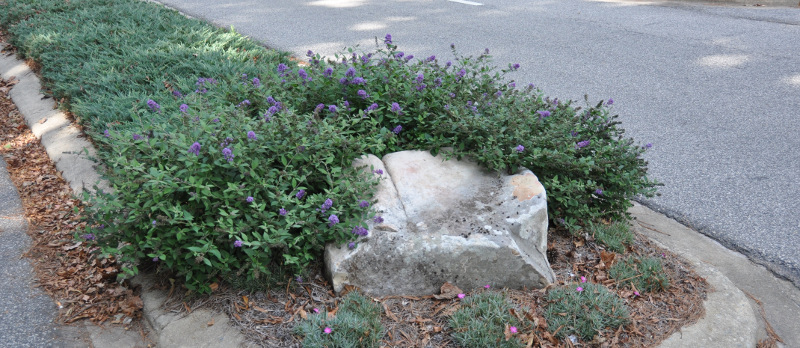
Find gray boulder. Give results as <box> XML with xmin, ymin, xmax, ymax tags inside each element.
<box><xmin>324</xmin><ymin>150</ymin><xmax>555</xmax><ymax>296</ymax></box>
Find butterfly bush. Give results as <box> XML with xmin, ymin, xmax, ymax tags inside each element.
<box><xmin>81</xmin><ymin>35</ymin><xmax>658</xmax><ymax>292</ymax></box>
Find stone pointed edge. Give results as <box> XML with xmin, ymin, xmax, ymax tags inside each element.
<box><xmin>0</xmin><ymin>45</ymin><xmax>109</xmax><ymax>195</ymax></box>
<box><xmin>0</xmin><ymin>44</ymin><xmax>244</xmax><ymax>347</ymax></box>
<box><xmin>631</xmin><ymin>203</ymin><xmax>759</xmax><ymax>348</ymax></box>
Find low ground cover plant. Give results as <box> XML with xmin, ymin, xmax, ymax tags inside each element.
<box><xmin>609</xmin><ymin>255</ymin><xmax>670</xmax><ymax>293</ymax></box>
<box><xmin>543</xmin><ymin>282</ymin><xmax>630</xmax><ymax>341</ymax></box>
<box><xmin>591</xmin><ymin>221</ymin><xmax>635</xmax><ymax>253</ymax></box>
<box><xmin>449</xmin><ymin>292</ymin><xmax>533</xmax><ymax>348</ymax></box>
<box><xmin>1</xmin><ymin>0</ymin><xmax>660</xmax><ymax>293</ymax></box>
<box><xmin>294</xmin><ymin>291</ymin><xmax>384</xmax><ymax>348</ymax></box>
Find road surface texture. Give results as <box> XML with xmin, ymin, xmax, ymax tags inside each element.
<box><xmin>154</xmin><ymin>0</ymin><xmax>800</xmax><ymax>286</ymax></box>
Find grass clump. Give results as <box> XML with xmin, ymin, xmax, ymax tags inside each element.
<box><xmin>609</xmin><ymin>255</ymin><xmax>670</xmax><ymax>292</ymax></box>
<box><xmin>544</xmin><ymin>283</ymin><xmax>630</xmax><ymax>341</ymax></box>
<box><xmin>294</xmin><ymin>292</ymin><xmax>384</xmax><ymax>348</ymax></box>
<box><xmin>590</xmin><ymin>221</ymin><xmax>634</xmax><ymax>253</ymax></box>
<box><xmin>449</xmin><ymin>292</ymin><xmax>532</xmax><ymax>348</ymax></box>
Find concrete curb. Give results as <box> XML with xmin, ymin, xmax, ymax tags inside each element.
<box><xmin>1</xmin><ymin>42</ymin><xmax>766</xmax><ymax>347</ymax></box>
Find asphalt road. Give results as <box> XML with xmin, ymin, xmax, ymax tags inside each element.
<box><xmin>154</xmin><ymin>0</ymin><xmax>800</xmax><ymax>286</ymax></box>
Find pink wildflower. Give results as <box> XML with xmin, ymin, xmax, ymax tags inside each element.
<box><xmin>580</xmin><ymin>276</ymin><xmax>587</xmax><ymax>283</ymax></box>
<box><xmin>457</xmin><ymin>293</ymin><xmax>465</xmax><ymax>299</ymax></box>
<box><xmin>324</xmin><ymin>327</ymin><xmax>332</xmax><ymax>334</ymax></box>
<box><xmin>484</xmin><ymin>284</ymin><xmax>491</xmax><ymax>289</ymax></box>
<box><xmin>313</xmin><ymin>308</ymin><xmax>320</xmax><ymax>313</ymax></box>
<box><xmin>576</xmin><ymin>286</ymin><xmax>584</xmax><ymax>292</ymax></box>
<box><xmin>509</xmin><ymin>326</ymin><xmax>518</xmax><ymax>334</ymax></box>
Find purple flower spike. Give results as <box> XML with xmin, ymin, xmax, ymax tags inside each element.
<box><xmin>83</xmin><ymin>233</ymin><xmax>95</xmax><ymax>241</ymax></box>
<box><xmin>515</xmin><ymin>145</ymin><xmax>525</xmax><ymax>153</ymax></box>
<box><xmin>103</xmin><ymin>129</ymin><xmax>110</xmax><ymax>138</ymax></box>
<box><xmin>298</xmin><ymin>69</ymin><xmax>308</xmax><ymax>80</ymax></box>
<box><xmin>645</xmin><ymin>143</ymin><xmax>653</xmax><ymax>149</ymax></box>
<box><xmin>576</xmin><ymin>140</ymin><xmax>591</xmax><ymax>149</ymax></box>
<box><xmin>367</xmin><ymin>103</ymin><xmax>379</xmax><ymax>112</ymax></box>
<box><xmin>277</xmin><ymin>63</ymin><xmax>288</xmax><ymax>73</ymax></box>
<box><xmin>348</xmin><ymin>241</ymin><xmax>356</xmax><ymax>249</ymax></box>
<box><xmin>222</xmin><ymin>147</ymin><xmax>234</xmax><ymax>162</ymax></box>
<box><xmin>320</xmin><ymin>198</ymin><xmax>333</xmax><ymax>213</ymax></box>
<box><xmin>346</xmin><ymin>67</ymin><xmax>356</xmax><ymax>77</ymax></box>
<box><xmin>329</xmin><ymin>105</ymin><xmax>337</xmax><ymax>113</ymax></box>
<box><xmin>296</xmin><ymin>189</ymin><xmax>306</xmax><ymax>199</ymax></box>
<box><xmin>359</xmin><ymin>200</ymin><xmax>370</xmax><ymax>208</ymax></box>
<box><xmin>374</xmin><ymin>216</ymin><xmax>384</xmax><ymax>223</ymax></box>
<box><xmin>328</xmin><ymin>214</ymin><xmax>340</xmax><ymax>227</ymax></box>
<box><xmin>133</xmin><ymin>134</ymin><xmax>142</xmax><ymax>141</ymax></box>
<box><xmin>180</xmin><ymin>104</ymin><xmax>189</xmax><ymax>113</ymax></box>
<box><xmin>234</xmin><ymin>240</ymin><xmax>243</xmax><ymax>248</ymax></box>
<box><xmin>252</xmin><ymin>77</ymin><xmax>261</xmax><ymax>87</ymax></box>
<box><xmin>373</xmin><ymin>169</ymin><xmax>383</xmax><ymax>175</ymax></box>
<box><xmin>537</xmin><ymin>110</ymin><xmax>551</xmax><ymax>119</ymax></box>
<box><xmin>392</xmin><ymin>125</ymin><xmax>403</xmax><ymax>134</ymax></box>
<box><xmin>279</xmin><ymin>208</ymin><xmax>287</xmax><ymax>216</ymax></box>
<box><xmin>247</xmin><ymin>196</ymin><xmax>254</xmax><ymax>203</ymax></box>
<box><xmin>607</xmin><ymin>98</ymin><xmax>614</xmax><ymax>105</ymax></box>
<box><xmin>384</xmin><ymin>34</ymin><xmax>392</xmax><ymax>44</ymax></box>
<box><xmin>323</xmin><ymin>68</ymin><xmax>333</xmax><ymax>77</ymax></box>
<box><xmin>152</xmin><ymin>257</ymin><xmax>159</xmax><ymax>262</ymax></box>
<box><xmin>390</xmin><ymin>102</ymin><xmax>402</xmax><ymax>114</ymax></box>
<box><xmin>595</xmin><ymin>189</ymin><xmax>603</xmax><ymax>196</ymax></box>
<box><xmin>147</xmin><ymin>99</ymin><xmax>161</xmax><ymax>112</ymax></box>
<box><xmin>357</xmin><ymin>89</ymin><xmax>369</xmax><ymax>99</ymax></box>
<box><xmin>188</xmin><ymin>142</ymin><xmax>201</xmax><ymax>156</ymax></box>
<box><xmin>247</xmin><ymin>131</ymin><xmax>257</xmax><ymax>140</ymax></box>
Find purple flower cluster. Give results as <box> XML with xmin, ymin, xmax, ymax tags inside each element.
<box><xmin>234</xmin><ymin>240</ymin><xmax>243</xmax><ymax>247</ymax></box>
<box><xmin>222</xmin><ymin>147</ymin><xmax>234</xmax><ymax>162</ymax></box>
<box><xmin>515</xmin><ymin>145</ymin><xmax>525</xmax><ymax>153</ymax></box>
<box><xmin>83</xmin><ymin>233</ymin><xmax>95</xmax><ymax>241</ymax></box>
<box><xmin>607</xmin><ymin>98</ymin><xmax>614</xmax><ymax>105</ymax></box>
<box><xmin>351</xmin><ymin>226</ymin><xmax>369</xmax><ymax>236</ymax></box>
<box><xmin>359</xmin><ymin>200</ymin><xmax>370</xmax><ymax>208</ymax></box>
<box><xmin>576</xmin><ymin>140</ymin><xmax>591</xmax><ymax>149</ymax></box>
<box><xmin>277</xmin><ymin>63</ymin><xmax>289</xmax><ymax>73</ymax></box>
<box><xmin>180</xmin><ymin>104</ymin><xmax>189</xmax><ymax>113</ymax></box>
<box><xmin>357</xmin><ymin>89</ymin><xmax>369</xmax><ymax>99</ymax></box>
<box><xmin>296</xmin><ymin>189</ymin><xmax>306</xmax><ymax>199</ymax></box>
<box><xmin>367</xmin><ymin>103</ymin><xmax>379</xmax><ymax>112</ymax></box>
<box><xmin>323</xmin><ymin>68</ymin><xmax>334</xmax><ymax>78</ymax></box>
<box><xmin>247</xmin><ymin>131</ymin><xmax>257</xmax><ymax>140</ymax></box>
<box><xmin>320</xmin><ymin>198</ymin><xmax>333</xmax><ymax>213</ymax></box>
<box><xmin>173</xmin><ymin>90</ymin><xmax>183</xmax><ymax>98</ymax></box>
<box><xmin>373</xmin><ymin>169</ymin><xmax>383</xmax><ymax>175</ymax></box>
<box><xmin>147</xmin><ymin>99</ymin><xmax>161</xmax><ymax>112</ymax></box>
<box><xmin>252</xmin><ymin>77</ymin><xmax>261</xmax><ymax>87</ymax></box>
<box><xmin>103</xmin><ymin>129</ymin><xmax>110</xmax><ymax>138</ymax></box>
<box><xmin>537</xmin><ymin>110</ymin><xmax>551</xmax><ymax>119</ymax></box>
<box><xmin>237</xmin><ymin>99</ymin><xmax>251</xmax><ymax>107</ymax></box>
<box><xmin>374</xmin><ymin>216</ymin><xmax>384</xmax><ymax>224</ymax></box>
<box><xmin>328</xmin><ymin>214</ymin><xmax>339</xmax><ymax>227</ymax></box>
<box><xmin>247</xmin><ymin>196</ymin><xmax>255</xmax><ymax>203</ymax></box>
<box><xmin>392</xmin><ymin>125</ymin><xmax>403</xmax><ymax>135</ymax></box>
<box><xmin>384</xmin><ymin>34</ymin><xmax>392</xmax><ymax>45</ymax></box>
<box><xmin>595</xmin><ymin>189</ymin><xmax>603</xmax><ymax>196</ymax></box>
<box><xmin>279</xmin><ymin>208</ymin><xmax>287</xmax><ymax>216</ymax></box>
<box><xmin>390</xmin><ymin>102</ymin><xmax>402</xmax><ymax>114</ymax></box>
<box><xmin>188</xmin><ymin>142</ymin><xmax>201</xmax><ymax>156</ymax></box>
<box><xmin>133</xmin><ymin>134</ymin><xmax>142</xmax><ymax>141</ymax></box>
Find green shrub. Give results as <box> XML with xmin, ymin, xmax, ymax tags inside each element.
<box><xmin>294</xmin><ymin>292</ymin><xmax>384</xmax><ymax>348</ymax></box>
<box><xmin>544</xmin><ymin>283</ymin><xmax>629</xmax><ymax>341</ymax></box>
<box><xmin>81</xmin><ymin>89</ymin><xmax>384</xmax><ymax>292</ymax></box>
<box><xmin>2</xmin><ymin>0</ymin><xmax>661</xmax><ymax>292</ymax></box>
<box><xmin>609</xmin><ymin>255</ymin><xmax>670</xmax><ymax>292</ymax></box>
<box><xmin>590</xmin><ymin>221</ymin><xmax>634</xmax><ymax>253</ymax></box>
<box><xmin>449</xmin><ymin>292</ymin><xmax>532</xmax><ymax>348</ymax></box>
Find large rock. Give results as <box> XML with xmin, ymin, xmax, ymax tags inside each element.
<box><xmin>324</xmin><ymin>150</ymin><xmax>555</xmax><ymax>296</ymax></box>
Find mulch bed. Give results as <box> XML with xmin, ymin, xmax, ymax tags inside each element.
<box><xmin>1</xmin><ymin>45</ymin><xmax>710</xmax><ymax>346</ymax></box>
